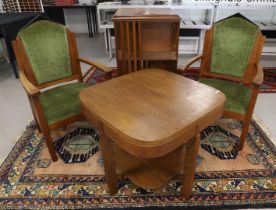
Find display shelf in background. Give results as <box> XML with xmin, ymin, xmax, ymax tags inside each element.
<box><xmin>97</xmin><ymin>2</ymin><xmax>214</xmax><ymax>57</ymax></box>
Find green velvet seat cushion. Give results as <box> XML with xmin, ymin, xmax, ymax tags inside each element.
<box><xmin>39</xmin><ymin>83</ymin><xmax>88</xmax><ymax>125</ymax></box>
<box><xmin>198</xmin><ymin>78</ymin><xmax>252</xmax><ymax>114</ymax></box>
<box><xmin>19</xmin><ymin>20</ymin><xmax>72</xmax><ymax>85</ymax></box>
<box><xmin>211</xmin><ymin>17</ymin><xmax>259</xmax><ymax>78</ymax></box>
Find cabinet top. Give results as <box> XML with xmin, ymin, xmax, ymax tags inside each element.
<box><xmin>112</xmin><ymin>8</ymin><xmax>180</xmax><ymax>21</ymax></box>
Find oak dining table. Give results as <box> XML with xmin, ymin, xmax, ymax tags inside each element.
<box><xmin>79</xmin><ymin>68</ymin><xmax>225</xmax><ymax>199</ymax></box>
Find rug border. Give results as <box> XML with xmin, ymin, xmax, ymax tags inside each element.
<box><xmin>0</xmin><ymin>122</ymin><xmax>36</xmax><ymax>183</ymax></box>
<box><xmin>0</xmin><ymin>196</ymin><xmax>276</xmax><ymax>210</ymax></box>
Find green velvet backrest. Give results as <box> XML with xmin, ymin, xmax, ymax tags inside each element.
<box><xmin>19</xmin><ymin>20</ymin><xmax>72</xmax><ymax>85</ymax></box>
<box><xmin>210</xmin><ymin>16</ymin><xmax>259</xmax><ymax>78</ymax></box>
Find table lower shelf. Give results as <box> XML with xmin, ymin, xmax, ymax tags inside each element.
<box><xmin>113</xmin><ymin>142</ymin><xmax>187</xmax><ymax>189</ymax></box>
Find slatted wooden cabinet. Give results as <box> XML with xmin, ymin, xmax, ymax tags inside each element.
<box><xmin>113</xmin><ymin>8</ymin><xmax>180</xmax><ymax>75</ymax></box>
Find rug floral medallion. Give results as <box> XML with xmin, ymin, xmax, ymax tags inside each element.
<box><xmin>0</xmin><ymin>117</ymin><xmax>275</xmax><ymax>209</ymax></box>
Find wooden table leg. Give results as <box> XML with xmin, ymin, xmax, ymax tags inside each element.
<box><xmin>181</xmin><ymin>131</ymin><xmax>200</xmax><ymax>199</ymax></box>
<box><xmin>100</xmin><ymin>128</ymin><xmax>118</xmax><ymax>195</ymax></box>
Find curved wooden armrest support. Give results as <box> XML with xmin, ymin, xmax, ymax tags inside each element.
<box><xmin>180</xmin><ymin>55</ymin><xmax>203</xmax><ymax>72</ymax></box>
<box><xmin>78</xmin><ymin>57</ymin><xmax>113</xmax><ymax>73</ymax></box>
<box><xmin>20</xmin><ymin>71</ymin><xmax>40</xmax><ymax>96</ymax></box>
<box><xmin>253</xmin><ymin>63</ymin><xmax>264</xmax><ymax>86</ymax></box>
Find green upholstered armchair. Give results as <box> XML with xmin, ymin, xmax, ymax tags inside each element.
<box><xmin>180</xmin><ymin>14</ymin><xmax>265</xmax><ymax>151</ymax></box>
<box><xmin>13</xmin><ymin>20</ymin><xmax>112</xmax><ymax>161</ymax></box>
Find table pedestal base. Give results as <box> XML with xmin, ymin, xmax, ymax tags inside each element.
<box><xmin>101</xmin><ymin>133</ymin><xmax>200</xmax><ymax>199</ymax></box>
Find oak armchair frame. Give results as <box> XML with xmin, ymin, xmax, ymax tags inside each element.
<box><xmin>181</xmin><ymin>26</ymin><xmax>265</xmax><ymax>151</ymax></box>
<box><xmin>13</xmin><ymin>29</ymin><xmax>112</xmax><ymax>161</ymax></box>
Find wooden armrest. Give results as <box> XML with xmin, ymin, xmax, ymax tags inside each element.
<box><xmin>253</xmin><ymin>63</ymin><xmax>264</xmax><ymax>86</ymax></box>
<box><xmin>20</xmin><ymin>71</ymin><xmax>40</xmax><ymax>96</ymax></box>
<box><xmin>180</xmin><ymin>55</ymin><xmax>203</xmax><ymax>72</ymax></box>
<box><xmin>77</xmin><ymin>57</ymin><xmax>113</xmax><ymax>73</ymax></box>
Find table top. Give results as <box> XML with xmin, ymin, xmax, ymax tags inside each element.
<box><xmin>80</xmin><ymin>69</ymin><xmax>225</xmax><ymax>154</ymax></box>
<box><xmin>113</xmin><ymin>8</ymin><xmax>180</xmax><ymax>21</ymax></box>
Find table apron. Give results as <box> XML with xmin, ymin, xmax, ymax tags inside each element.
<box><xmin>197</xmin><ymin>103</ymin><xmax>225</xmax><ymax>131</ymax></box>
<box><xmin>81</xmin><ymin>101</ymin><xmax>224</xmax><ymax>159</ymax></box>
<box><xmin>81</xmin><ymin>105</ymin><xmax>102</xmax><ymax>130</ymax></box>
<box><xmin>103</xmin><ymin>122</ymin><xmax>196</xmax><ymax>159</ymax></box>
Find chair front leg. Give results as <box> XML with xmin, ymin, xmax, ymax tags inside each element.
<box><xmin>239</xmin><ymin>117</ymin><xmax>251</xmax><ymax>151</ymax></box>
<box><xmin>239</xmin><ymin>87</ymin><xmax>259</xmax><ymax>151</ymax></box>
<box><xmin>28</xmin><ymin>95</ymin><xmax>42</xmax><ymax>133</ymax></box>
<box><xmin>32</xmin><ymin>97</ymin><xmax>58</xmax><ymax>162</ymax></box>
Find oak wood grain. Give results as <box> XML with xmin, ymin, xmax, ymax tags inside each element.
<box><xmin>113</xmin><ymin>8</ymin><xmax>179</xmax><ymax>21</ymax></box>
<box><xmin>113</xmin><ymin>8</ymin><xmax>180</xmax><ymax>75</ymax></box>
<box><xmin>19</xmin><ymin>70</ymin><xmax>40</xmax><ymax>96</ymax></box>
<box><xmin>253</xmin><ymin>63</ymin><xmax>264</xmax><ymax>86</ymax></box>
<box><xmin>80</xmin><ymin>68</ymin><xmax>225</xmax><ymax>196</ymax></box>
<box><xmin>81</xmin><ymin>69</ymin><xmax>225</xmax><ymax>150</ymax></box>
<box><xmin>113</xmin><ymin>143</ymin><xmax>186</xmax><ymax>189</ymax></box>
<box><xmin>77</xmin><ymin>57</ymin><xmax>113</xmax><ymax>73</ymax></box>
<box><xmin>99</xmin><ymin>123</ymin><xmax>118</xmax><ymax>195</ymax></box>
<box><xmin>181</xmin><ymin>130</ymin><xmax>200</xmax><ymax>199</ymax></box>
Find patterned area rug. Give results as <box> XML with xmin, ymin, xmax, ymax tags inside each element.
<box><xmin>182</xmin><ymin>67</ymin><xmax>276</xmax><ymax>93</ymax></box>
<box><xmin>0</xmin><ymin>117</ymin><xmax>275</xmax><ymax>209</ymax></box>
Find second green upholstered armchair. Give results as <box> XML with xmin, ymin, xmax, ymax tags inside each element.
<box><xmin>180</xmin><ymin>14</ymin><xmax>265</xmax><ymax>151</ymax></box>
<box><xmin>13</xmin><ymin>20</ymin><xmax>112</xmax><ymax>161</ymax></box>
